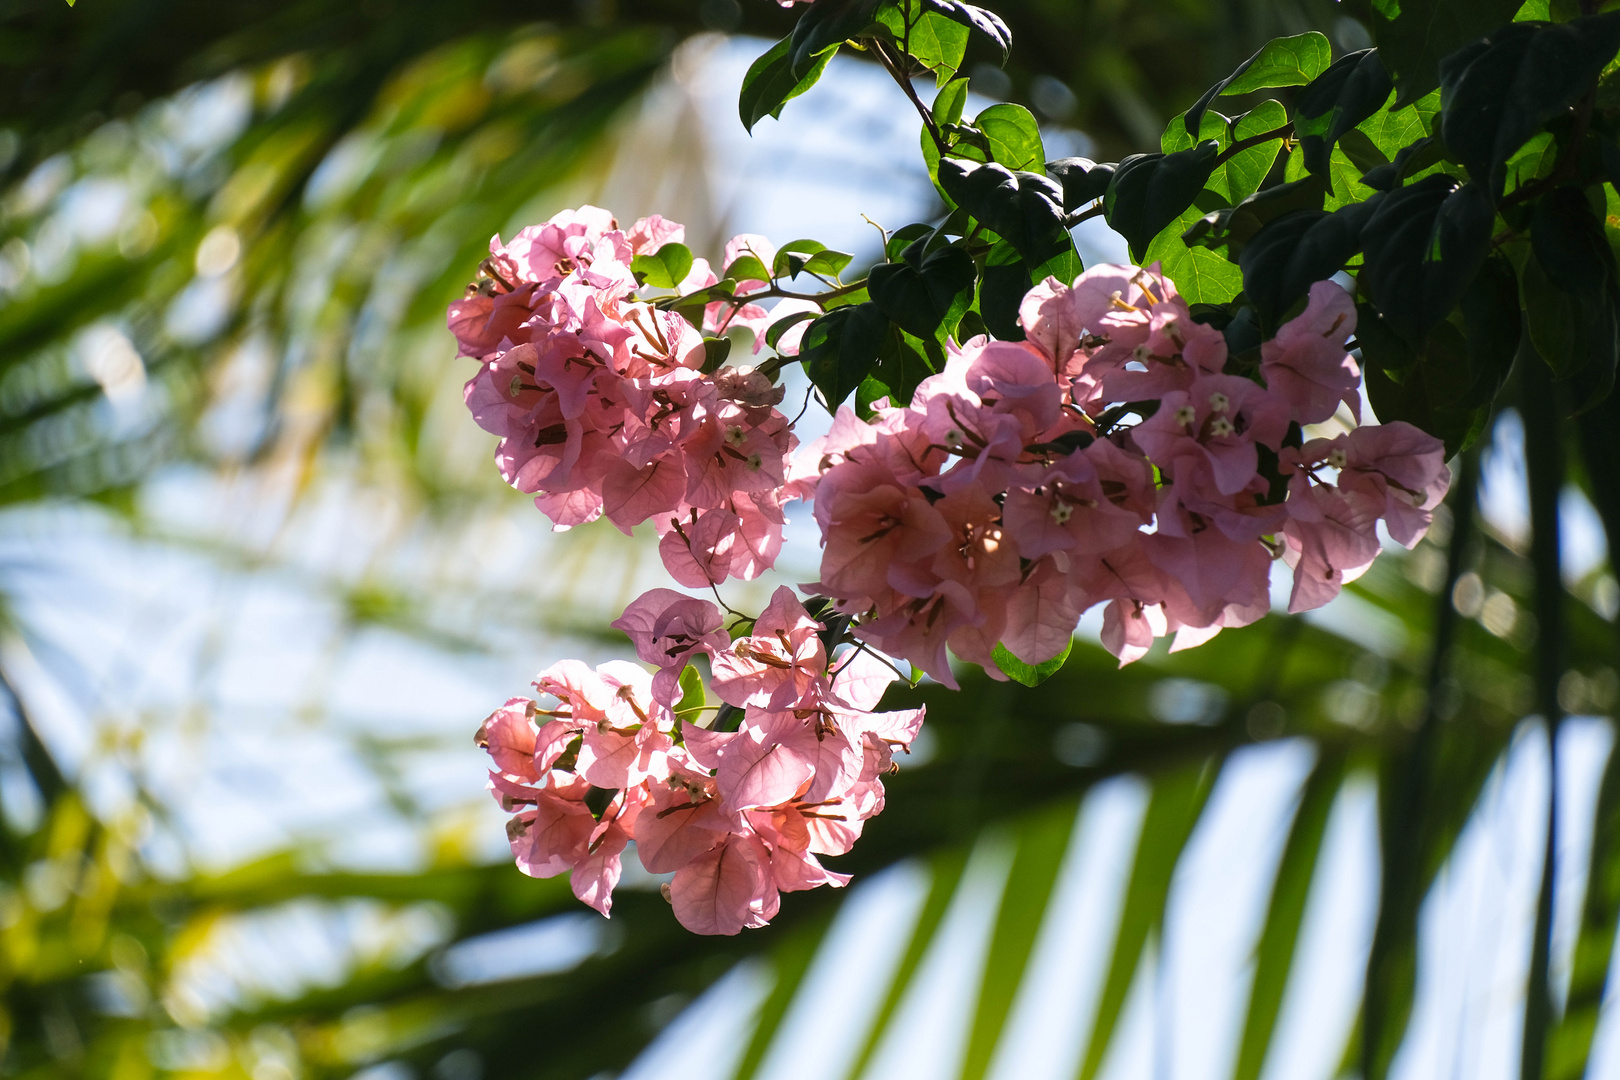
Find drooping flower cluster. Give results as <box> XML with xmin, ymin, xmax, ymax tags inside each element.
<box><xmin>459</xmin><ymin>206</ymin><xmax>1452</xmax><ymax>934</ymax></box>
<box><xmin>476</xmin><ymin>587</ymin><xmax>921</xmax><ymax>935</ymax></box>
<box><xmin>450</xmin><ymin>208</ymin><xmax>813</xmax><ymax>586</ymax></box>
<box><xmin>806</xmin><ymin>267</ymin><xmax>1450</xmax><ymax>680</ymax></box>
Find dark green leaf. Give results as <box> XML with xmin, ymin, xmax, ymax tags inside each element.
<box><xmin>801</xmin><ymin>302</ymin><xmax>888</xmax><ymax>406</ymax></box>
<box><xmin>938</xmin><ymin>159</ymin><xmax>1067</xmax><ymax>264</ymax></box>
<box><xmin>1238</xmin><ymin>199</ymin><xmax>1373</xmax><ymax>330</ymax></box>
<box><xmin>1359</xmin><ymin>175</ymin><xmax>1493</xmax><ymax>342</ymax></box>
<box><xmin>1295</xmin><ymin>49</ymin><xmax>1397</xmax><ymax>181</ymax></box>
<box><xmin>1184</xmin><ymin>32</ymin><xmax>1332</xmax><ymax>138</ymax></box>
<box><xmin>1046</xmin><ymin>157</ymin><xmax>1115</xmax><ymax>212</ymax></box>
<box><xmin>991</xmin><ymin>638</ymin><xmax>1072</xmax><ymax>687</ymax></box>
<box><xmin>1359</xmin><ymin>256</ymin><xmax>1516</xmax><ymax>455</ymax></box>
<box><xmin>739</xmin><ymin>35</ymin><xmax>837</xmax><ymax>133</ymax></box>
<box><xmin>1188</xmin><ymin>174</ymin><xmax>1327</xmax><ymax>259</ymax></box>
<box><xmin>868</xmin><ymin>245</ymin><xmax>975</xmax><ymax>340</ymax></box>
<box><xmin>788</xmin><ymin>0</ymin><xmax>884</xmax><ymax>78</ymax></box>
<box><xmin>1359</xmin><ymin>135</ymin><xmax>1448</xmax><ymax>191</ymax></box>
<box><xmin>1439</xmin><ymin>14</ymin><xmax>1620</xmax><ymax>198</ymax></box>
<box><xmin>701</xmin><ymin>336</ymin><xmax>732</xmax><ymax>373</ymax></box>
<box><xmin>1104</xmin><ymin>141</ymin><xmax>1221</xmax><ymax>261</ymax></box>
<box><xmin>1523</xmin><ymin>190</ymin><xmax>1620</xmax><ymax>407</ymax></box>
<box><xmin>1370</xmin><ymin>0</ymin><xmax>1526</xmax><ymax>107</ymax></box>
<box><xmin>631</xmin><ymin>242</ymin><xmax>694</xmax><ymax>289</ymax></box>
<box><xmin>765</xmin><ymin>309</ymin><xmax>818</xmax><ymax>350</ymax></box>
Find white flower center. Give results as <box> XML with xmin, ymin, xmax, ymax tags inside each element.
<box><xmin>1207</xmin><ymin>392</ymin><xmax>1229</xmax><ymax>412</ymax></box>
<box><xmin>1050</xmin><ymin>499</ymin><xmax>1074</xmax><ymax>525</ymax></box>
<box><xmin>1209</xmin><ymin>417</ymin><xmax>1235</xmax><ymax>438</ymax></box>
<box><xmin>1174</xmin><ymin>405</ymin><xmax>1197</xmax><ymax>427</ymax></box>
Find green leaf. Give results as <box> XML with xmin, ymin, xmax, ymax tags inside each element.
<box><xmin>1294</xmin><ymin>49</ymin><xmax>1397</xmax><ymax>181</ymax></box>
<box><xmin>990</xmin><ymin>638</ymin><xmax>1073</xmax><ymax>687</ymax></box>
<box><xmin>1223</xmin><ymin>32</ymin><xmax>1333</xmax><ymax>95</ymax></box>
<box><xmin>774</xmin><ymin>238</ymin><xmax>828</xmax><ymax>279</ymax></box>
<box><xmin>873</xmin><ymin>321</ymin><xmax>944</xmax><ymax>404</ymax></box>
<box><xmin>700</xmin><ymin>336</ymin><xmax>732</xmax><ymax>373</ymax></box>
<box><xmin>1104</xmin><ymin>141</ymin><xmax>1221</xmax><ymax>261</ymax></box>
<box><xmin>739</xmin><ymin>35</ymin><xmax>837</xmax><ymax>133</ymax></box>
<box><xmin>1163</xmin><ymin>106</ymin><xmax>1228</xmax><ymax>154</ymax></box>
<box><xmin>631</xmin><ymin>242</ymin><xmax>693</xmax><ymax>289</ymax></box>
<box><xmin>934</xmin><ymin>76</ymin><xmax>969</xmax><ymax>127</ymax></box>
<box><xmin>875</xmin><ymin>6</ymin><xmax>969</xmax><ymax>82</ymax></box>
<box><xmin>958</xmin><ymin>800</ymin><xmax>1079</xmax><ymax>1080</ymax></box>
<box><xmin>1438</xmin><ymin>14</ymin><xmax>1620</xmax><ymax>198</ymax></box>
<box><xmin>839</xmin><ymin>849</ymin><xmax>971</xmax><ymax>1080</ymax></box>
<box><xmin>1187</xmin><ymin>174</ymin><xmax>1327</xmax><ymax>259</ymax></box>
<box><xmin>801</xmin><ymin>302</ymin><xmax>889</xmax><ymax>406</ymax></box>
<box><xmin>675</xmin><ymin>664</ymin><xmax>705</xmax><ymax>716</ymax></box>
<box><xmin>803</xmin><ymin>249</ymin><xmax>854</xmax><ymax>277</ymax></box>
<box><xmin>724</xmin><ymin>253</ymin><xmax>773</xmax><ymax>284</ymax></box>
<box><xmin>916</xmin><ymin>0</ymin><xmax>1011</xmax><ymax>59</ymax></box>
<box><xmin>975</xmin><ymin>103</ymin><xmax>1045</xmax><ymax>172</ymax></box>
<box><xmin>1211</xmin><ymin>99</ymin><xmax>1288</xmax><ymax>204</ymax></box>
<box><xmin>1358</xmin><ymin>88</ymin><xmax>1440</xmax><ymax>158</ymax></box>
<box><xmin>1230</xmin><ymin>752</ymin><xmax>1349</xmax><ymax>1080</ymax></box>
<box><xmin>1372</xmin><ymin>0</ymin><xmax>1533</xmax><ymax>107</ymax></box>
<box><xmin>1183</xmin><ymin>32</ymin><xmax>1332</xmax><ymax>138</ymax></box>
<box><xmin>1076</xmin><ymin>763</ymin><xmax>1215</xmax><ymax>1080</ymax></box>
<box><xmin>1144</xmin><ymin>200</ymin><xmax>1243</xmax><ymax>306</ymax></box>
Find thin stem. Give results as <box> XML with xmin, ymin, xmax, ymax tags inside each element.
<box><xmin>1065</xmin><ymin>201</ymin><xmax>1106</xmax><ymax>228</ymax></box>
<box><xmin>757</xmin><ymin>279</ymin><xmax>869</xmax><ymax>303</ymax></box>
<box><xmin>872</xmin><ymin>38</ymin><xmax>947</xmax><ymax>153</ymax></box>
<box><xmin>1211</xmin><ymin>123</ymin><xmax>1293</xmax><ymax>167</ymax></box>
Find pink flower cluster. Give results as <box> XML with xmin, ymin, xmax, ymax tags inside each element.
<box><xmin>477</xmin><ymin>587</ymin><xmax>922</xmax><ymax>935</ymax></box>
<box><xmin>455</xmin><ymin>207</ymin><xmax>1453</xmax><ymax>935</ymax></box>
<box><xmin>450</xmin><ymin>208</ymin><xmax>814</xmax><ymax>587</ymax></box>
<box><xmin>802</xmin><ymin>266</ymin><xmax>1451</xmax><ymax>681</ymax></box>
